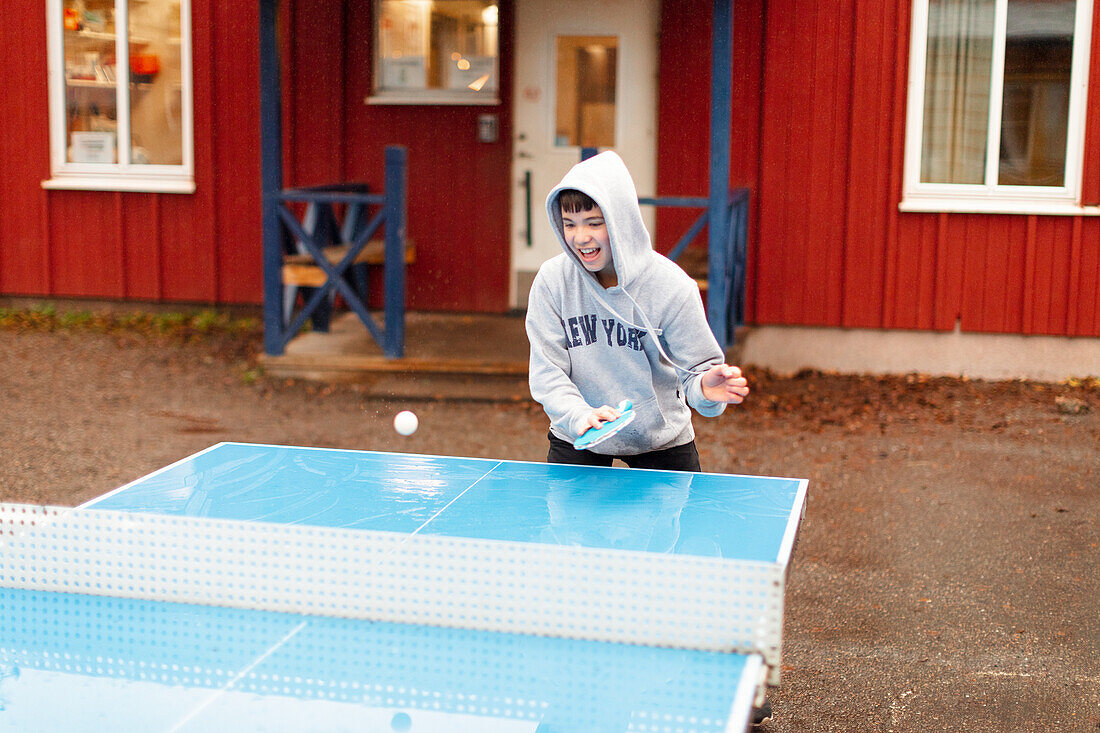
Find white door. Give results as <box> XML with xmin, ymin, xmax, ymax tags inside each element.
<box><xmin>511</xmin><ymin>0</ymin><xmax>659</xmax><ymax>308</ymax></box>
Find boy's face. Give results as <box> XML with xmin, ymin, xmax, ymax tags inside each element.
<box><xmin>561</xmin><ymin>205</ymin><xmax>614</xmax><ymax>278</ymax></box>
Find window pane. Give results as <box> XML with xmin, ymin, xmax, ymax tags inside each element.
<box><xmin>998</xmin><ymin>0</ymin><xmax>1074</xmax><ymax>186</ymax></box>
<box><xmin>63</xmin><ymin>0</ymin><xmax>119</xmax><ymax>163</ymax></box>
<box><xmin>554</xmin><ymin>36</ymin><xmax>617</xmax><ymax>148</ymax></box>
<box><xmin>921</xmin><ymin>0</ymin><xmax>995</xmax><ymax>184</ymax></box>
<box><xmin>377</xmin><ymin>1</ymin><xmax>499</xmax><ymax>94</ymax></box>
<box><xmin>129</xmin><ymin>0</ymin><xmax>184</xmax><ymax>165</ymax></box>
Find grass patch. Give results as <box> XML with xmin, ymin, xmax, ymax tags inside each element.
<box><xmin>0</xmin><ymin>303</ymin><xmax>262</xmax><ymax>341</ymax></box>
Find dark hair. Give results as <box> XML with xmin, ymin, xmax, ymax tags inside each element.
<box><xmin>558</xmin><ymin>189</ymin><xmax>597</xmax><ymax>213</ymax></box>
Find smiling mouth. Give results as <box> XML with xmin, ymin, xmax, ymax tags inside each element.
<box><xmin>578</xmin><ymin>247</ymin><xmax>599</xmax><ymax>258</ymax></box>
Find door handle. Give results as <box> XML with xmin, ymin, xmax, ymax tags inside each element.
<box><xmin>523</xmin><ymin>170</ymin><xmax>532</xmax><ymax>248</ymax></box>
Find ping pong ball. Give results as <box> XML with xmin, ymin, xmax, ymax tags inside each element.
<box><xmin>394</xmin><ymin>410</ymin><xmax>418</xmax><ymax>436</ymax></box>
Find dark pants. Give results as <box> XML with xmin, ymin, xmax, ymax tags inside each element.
<box><xmin>547</xmin><ymin>432</ymin><xmax>702</xmax><ymax>472</ymax></box>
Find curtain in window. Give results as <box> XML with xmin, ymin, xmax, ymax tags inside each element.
<box><xmin>920</xmin><ymin>0</ymin><xmax>995</xmax><ymax>184</ymax></box>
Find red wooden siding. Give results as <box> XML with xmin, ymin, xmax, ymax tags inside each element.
<box><xmin>2</xmin><ymin>0</ymin><xmax>1097</xmax><ymax>335</ymax></box>
<box><xmin>655</xmin><ymin>0</ymin><xmax>1100</xmax><ymax>339</ymax></box>
<box><xmin>49</xmin><ymin>192</ymin><xmax>125</xmax><ymax>297</ymax></box>
<box><xmin>283</xmin><ymin>0</ymin><xmax>514</xmax><ymax>313</ymax></box>
<box><xmin>764</xmin><ymin>0</ymin><xmax>857</xmax><ymax>327</ymax></box>
<box><xmin>0</xmin><ymin>0</ymin><xmax>510</xmax><ymax>313</ymax></box>
<box><xmin>208</xmin><ymin>0</ymin><xmax>263</xmax><ymax>304</ymax></box>
<box><xmin>0</xmin><ymin>1</ymin><xmax>262</xmax><ymax>305</ymax></box>
<box><xmin>121</xmin><ymin>195</ymin><xmax>163</xmax><ymax>299</ymax></box>
<box><xmin>1078</xmin><ymin>218</ymin><xmax>1100</xmax><ymax>335</ymax></box>
<box><xmin>0</xmin><ymin>5</ymin><xmax>52</xmax><ymax>296</ymax></box>
<box><xmin>285</xmin><ymin>0</ymin><xmax>347</xmax><ymax>187</ymax></box>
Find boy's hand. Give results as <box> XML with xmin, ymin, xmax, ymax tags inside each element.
<box><xmin>579</xmin><ymin>404</ymin><xmax>624</xmax><ymax>435</ymax></box>
<box><xmin>700</xmin><ymin>364</ymin><xmax>750</xmax><ymax>404</ymax></box>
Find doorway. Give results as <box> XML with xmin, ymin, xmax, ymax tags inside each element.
<box><xmin>510</xmin><ymin>0</ymin><xmax>659</xmax><ymax>308</ymax></box>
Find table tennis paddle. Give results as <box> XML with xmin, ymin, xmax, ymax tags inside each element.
<box><xmin>573</xmin><ymin>400</ymin><xmax>635</xmax><ymax>450</ymax></box>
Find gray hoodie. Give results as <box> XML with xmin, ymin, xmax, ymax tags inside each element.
<box><xmin>526</xmin><ymin>151</ymin><xmax>727</xmax><ymax>456</ymax></box>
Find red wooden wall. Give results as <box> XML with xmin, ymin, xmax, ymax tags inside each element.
<box><xmin>2</xmin><ymin>0</ymin><xmax>1097</xmax><ymax>335</ymax></box>
<box><xmin>0</xmin><ymin>4</ymin><xmax>51</xmax><ymax>296</ymax></box>
<box><xmin>283</xmin><ymin>0</ymin><xmax>514</xmax><ymax>313</ymax></box>
<box><xmin>0</xmin><ymin>0</ymin><xmax>512</xmax><ymax>313</ymax></box>
<box><xmin>656</xmin><ymin>0</ymin><xmax>1100</xmax><ymax>338</ymax></box>
<box><xmin>0</xmin><ymin>1</ymin><xmax>262</xmax><ymax>304</ymax></box>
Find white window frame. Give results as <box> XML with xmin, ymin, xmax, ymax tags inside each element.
<box><xmin>901</xmin><ymin>0</ymin><xmax>1098</xmax><ymax>215</ymax></box>
<box><xmin>43</xmin><ymin>0</ymin><xmax>195</xmax><ymax>194</ymax></box>
<box><xmin>365</xmin><ymin>0</ymin><xmax>501</xmax><ymax>106</ymax></box>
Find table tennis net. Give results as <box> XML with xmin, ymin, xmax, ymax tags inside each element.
<box><xmin>0</xmin><ymin>503</ymin><xmax>787</xmax><ymax>674</ymax></box>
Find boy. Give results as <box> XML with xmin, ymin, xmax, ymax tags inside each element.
<box><xmin>525</xmin><ymin>151</ymin><xmax>749</xmax><ymax>471</ymax></box>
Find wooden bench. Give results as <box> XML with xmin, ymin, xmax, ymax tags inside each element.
<box><xmin>282</xmin><ymin>240</ymin><xmax>415</xmax><ymax>288</ymax></box>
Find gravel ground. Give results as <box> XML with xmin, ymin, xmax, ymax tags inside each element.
<box><xmin>1</xmin><ymin>323</ymin><xmax>1098</xmax><ymax>732</ymax></box>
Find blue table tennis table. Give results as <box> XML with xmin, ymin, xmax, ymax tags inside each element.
<box><xmin>0</xmin><ymin>442</ymin><xmax>806</xmax><ymax>732</ymax></box>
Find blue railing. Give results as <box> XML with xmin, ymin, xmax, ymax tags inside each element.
<box><xmin>262</xmin><ymin>146</ymin><xmax>408</xmax><ymax>358</ymax></box>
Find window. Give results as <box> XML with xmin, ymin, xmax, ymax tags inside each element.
<box><xmin>554</xmin><ymin>36</ymin><xmax>618</xmax><ymax>148</ymax></box>
<box><xmin>902</xmin><ymin>0</ymin><xmax>1094</xmax><ymax>214</ymax></box>
<box><xmin>369</xmin><ymin>0</ymin><xmax>500</xmax><ymax>105</ymax></box>
<box><xmin>45</xmin><ymin>0</ymin><xmax>194</xmax><ymax>193</ymax></box>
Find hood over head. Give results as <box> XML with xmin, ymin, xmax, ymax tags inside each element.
<box><xmin>545</xmin><ymin>151</ymin><xmax>653</xmax><ymax>288</ymax></box>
